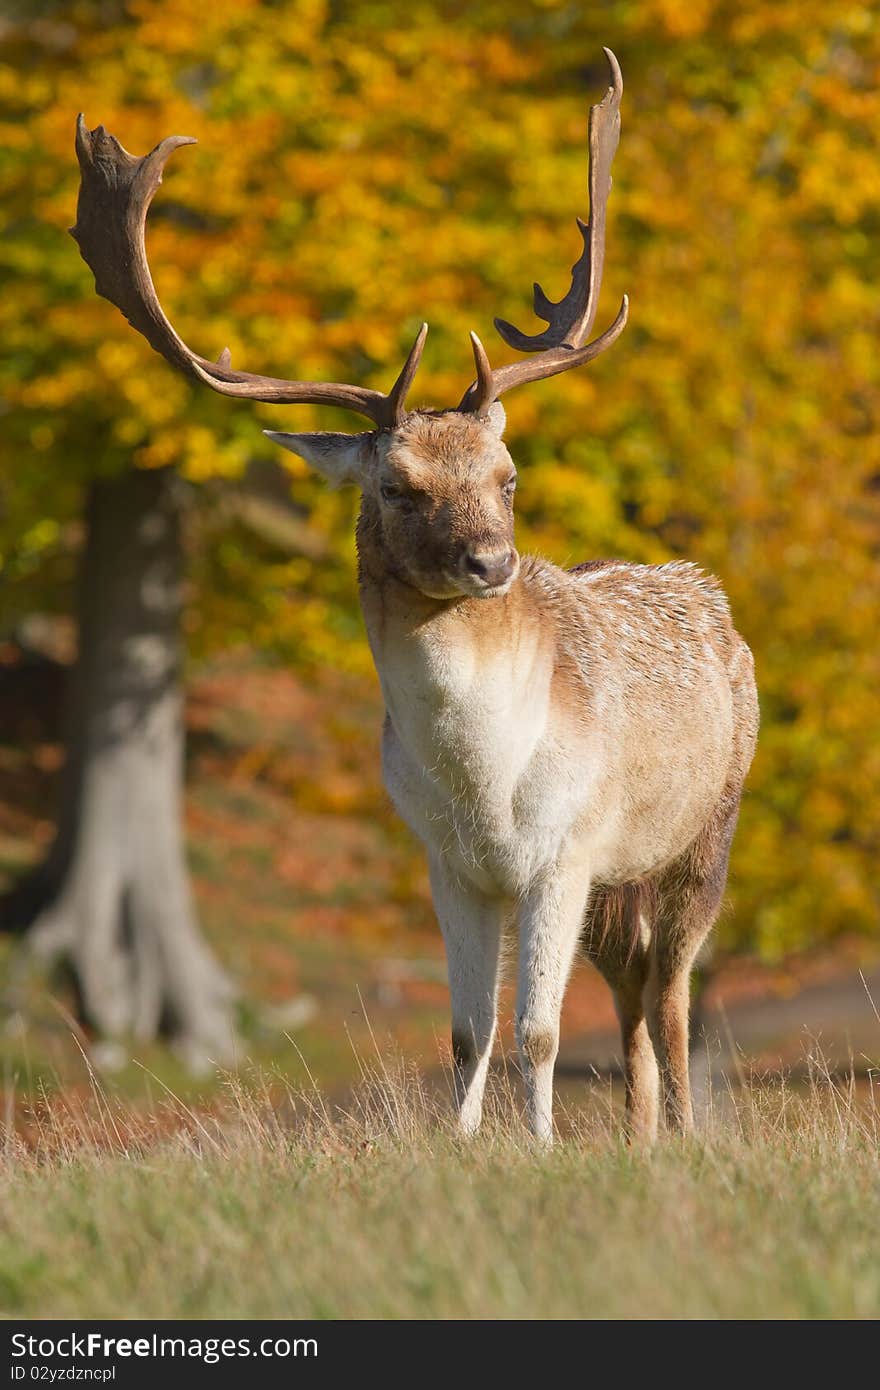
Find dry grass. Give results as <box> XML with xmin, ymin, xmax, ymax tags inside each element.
<box><xmin>1</xmin><ymin>1045</ymin><xmax>878</xmax><ymax>1320</ymax></box>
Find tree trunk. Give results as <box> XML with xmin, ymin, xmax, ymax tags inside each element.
<box><xmin>3</xmin><ymin>467</ymin><xmax>235</xmax><ymax>1069</ymax></box>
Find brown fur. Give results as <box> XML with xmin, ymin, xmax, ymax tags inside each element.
<box><xmin>358</xmin><ymin>412</ymin><xmax>517</xmax><ymax>600</ymax></box>
<box><xmin>275</xmin><ymin>409</ymin><xmax>759</xmax><ymax>1142</ymax></box>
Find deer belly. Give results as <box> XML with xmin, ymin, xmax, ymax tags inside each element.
<box><xmin>589</xmin><ymin>687</ymin><xmax>736</xmax><ymax>883</ymax></box>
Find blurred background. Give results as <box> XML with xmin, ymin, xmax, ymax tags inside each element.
<box><xmin>0</xmin><ymin>0</ymin><xmax>877</xmax><ymax>1101</ymax></box>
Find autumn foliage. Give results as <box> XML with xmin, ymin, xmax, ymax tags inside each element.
<box><xmin>1</xmin><ymin>0</ymin><xmax>878</xmax><ymax>956</ymax></box>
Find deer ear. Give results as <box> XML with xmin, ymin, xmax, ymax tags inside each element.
<box><xmin>485</xmin><ymin>402</ymin><xmax>506</xmax><ymax>438</ymax></box>
<box><xmin>263</xmin><ymin>430</ymin><xmax>373</xmax><ymax>488</ymax></box>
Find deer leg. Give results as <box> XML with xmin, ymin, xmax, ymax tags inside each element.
<box><xmin>517</xmin><ymin>863</ymin><xmax>591</xmax><ymax>1144</ymax></box>
<box><xmin>429</xmin><ymin>857</ymin><xmax>505</xmax><ymax>1136</ymax></box>
<box><xmin>584</xmin><ymin>888</ymin><xmax>659</xmax><ymax>1145</ymax></box>
<box><xmin>650</xmin><ymin>800</ymin><xmax>740</xmax><ymax>1135</ymax></box>
<box><xmin>650</xmin><ymin>960</ymin><xmax>696</xmax><ymax>1135</ymax></box>
<box><xmin>616</xmin><ymin>973</ymin><xmax>660</xmax><ymax>1145</ymax></box>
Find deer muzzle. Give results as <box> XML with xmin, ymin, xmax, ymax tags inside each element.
<box><xmin>460</xmin><ymin>546</ymin><xmax>520</xmax><ymax>595</ymax></box>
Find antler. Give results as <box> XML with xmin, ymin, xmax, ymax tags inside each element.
<box><xmin>70</xmin><ymin>115</ymin><xmax>426</xmax><ymax>429</ymax></box>
<box><xmin>73</xmin><ymin>51</ymin><xmax>625</xmax><ymax>429</ymax></box>
<box><xmin>459</xmin><ymin>48</ymin><xmax>628</xmax><ymax>417</ymax></box>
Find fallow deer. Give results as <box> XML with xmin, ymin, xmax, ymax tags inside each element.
<box><xmin>72</xmin><ymin>49</ymin><xmax>758</xmax><ymax>1143</ymax></box>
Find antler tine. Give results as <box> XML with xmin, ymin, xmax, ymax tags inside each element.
<box><xmin>71</xmin><ymin>115</ymin><xmax>423</xmax><ymax>429</ymax></box>
<box><xmin>386</xmin><ymin>322</ymin><xmax>429</xmax><ymax>425</ymax></box>
<box><xmin>466</xmin><ymin>332</ymin><xmax>496</xmax><ymax>416</ymax></box>
<box><xmin>459</xmin><ymin>48</ymin><xmax>627</xmax><ymax>417</ymax></box>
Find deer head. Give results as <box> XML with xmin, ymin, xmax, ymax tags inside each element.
<box><xmin>268</xmin><ymin>405</ymin><xmax>517</xmax><ymax>599</ymax></box>
<box><xmin>71</xmin><ymin>49</ymin><xmax>627</xmax><ymax>600</ymax></box>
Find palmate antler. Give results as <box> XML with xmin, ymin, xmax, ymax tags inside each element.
<box><xmin>71</xmin><ymin>48</ymin><xmax>626</xmax><ymax>426</ymax></box>
<box><xmin>459</xmin><ymin>48</ymin><xmax>628</xmax><ymax>416</ymax></box>
<box><xmin>69</xmin><ymin>118</ymin><xmax>426</xmax><ymax>429</ymax></box>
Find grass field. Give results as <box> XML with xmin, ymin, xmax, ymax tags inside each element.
<box><xmin>2</xmin><ymin>651</ymin><xmax>879</xmax><ymax>1320</ymax></box>
<box><xmin>2</xmin><ymin>1055</ymin><xmax>878</xmax><ymax>1320</ymax></box>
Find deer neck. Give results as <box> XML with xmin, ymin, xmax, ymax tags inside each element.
<box><xmin>355</xmin><ymin>503</ymin><xmax>551</xmax><ymax>782</ymax></box>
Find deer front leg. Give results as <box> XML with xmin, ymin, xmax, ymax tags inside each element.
<box><xmin>517</xmin><ymin>862</ymin><xmax>591</xmax><ymax>1144</ymax></box>
<box><xmin>429</xmin><ymin>857</ymin><xmax>505</xmax><ymax>1136</ymax></box>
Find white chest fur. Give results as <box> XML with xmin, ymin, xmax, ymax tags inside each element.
<box><xmin>367</xmin><ymin>602</ymin><xmax>594</xmax><ymax>897</ymax></box>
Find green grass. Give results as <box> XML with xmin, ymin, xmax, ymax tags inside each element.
<box><xmin>1</xmin><ymin>1058</ymin><xmax>878</xmax><ymax>1319</ymax></box>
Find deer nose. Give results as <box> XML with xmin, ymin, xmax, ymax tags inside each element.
<box><xmin>463</xmin><ymin>547</ymin><xmax>518</xmax><ymax>588</ymax></box>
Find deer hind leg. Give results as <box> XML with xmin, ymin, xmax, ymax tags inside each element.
<box><xmin>428</xmin><ymin>856</ymin><xmax>506</xmax><ymax>1137</ymax></box>
<box><xmin>649</xmin><ymin>796</ymin><xmax>741</xmax><ymax>1135</ymax></box>
<box><xmin>584</xmin><ymin>884</ymin><xmax>660</xmax><ymax>1145</ymax></box>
